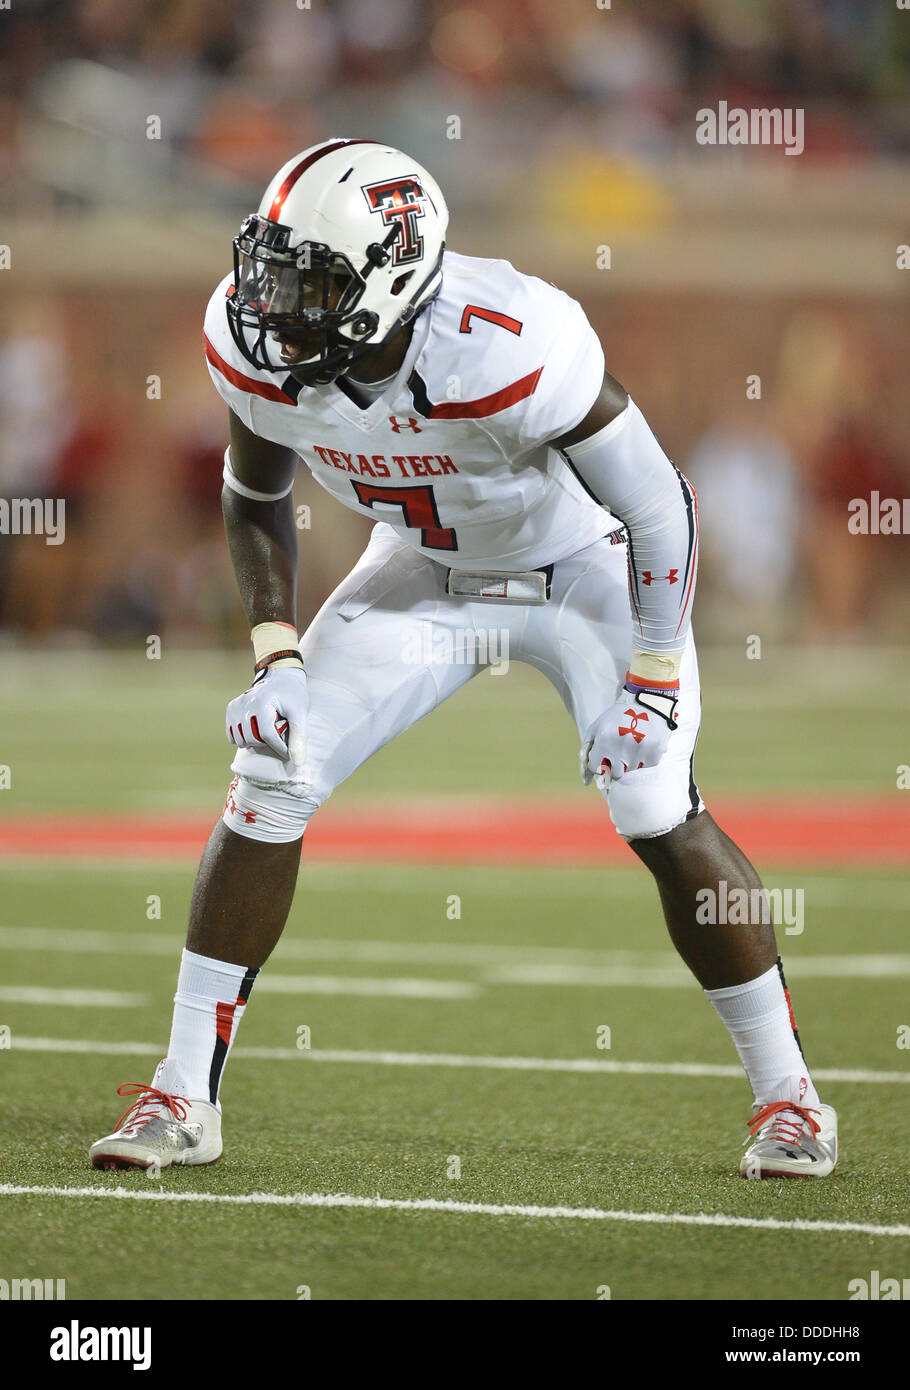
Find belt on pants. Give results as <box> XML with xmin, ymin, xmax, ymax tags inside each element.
<box><xmin>444</xmin><ymin>526</ymin><xmax>629</xmax><ymax>605</ymax></box>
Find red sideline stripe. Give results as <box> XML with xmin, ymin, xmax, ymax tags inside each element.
<box><xmin>428</xmin><ymin>367</ymin><xmax>544</xmax><ymax>420</ymax></box>
<box><xmin>204</xmin><ymin>335</ymin><xmax>295</xmax><ymax>406</ymax></box>
<box><xmin>268</xmin><ymin>139</ymin><xmax>375</xmax><ymax>221</ymax></box>
<box><xmin>1</xmin><ymin>797</ymin><xmax>908</xmax><ymax>866</ymax></box>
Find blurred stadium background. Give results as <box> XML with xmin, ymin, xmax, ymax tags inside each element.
<box><xmin>1</xmin><ymin>0</ymin><xmax>909</xmax><ymax>1303</ymax></box>
<box><xmin>1</xmin><ymin>0</ymin><xmax>909</xmax><ymax>643</ymax></box>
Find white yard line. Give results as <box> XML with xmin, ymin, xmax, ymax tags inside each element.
<box><xmin>2</xmin><ymin>858</ymin><xmax>908</xmax><ymax>909</ymax></box>
<box><xmin>490</xmin><ymin>964</ymin><xmax>691</xmax><ymax>988</ymax></box>
<box><xmin>0</xmin><ymin>926</ymin><xmax>691</xmax><ymax>966</ymax></box>
<box><xmin>0</xmin><ymin>928</ymin><xmax>179</xmax><ymax>956</ymax></box>
<box><xmin>11</xmin><ymin>1036</ymin><xmax>910</xmax><ymax>1084</ymax></box>
<box><xmin>254</xmin><ymin>974</ymin><xmax>478</xmax><ymax>1000</ymax></box>
<box><xmin>1</xmin><ymin>1183</ymin><xmax>907</xmax><ymax>1238</ymax></box>
<box><xmin>16</xmin><ymin>1038</ymin><xmax>161</xmax><ymax>1057</ymax></box>
<box><xmin>0</xmin><ymin>987</ymin><xmax>145</xmax><ymax>1008</ymax></box>
<box><xmin>2</xmin><ymin>927</ymin><xmax>909</xmax><ymax>984</ymax></box>
<box><xmin>488</xmin><ymin>955</ymin><xmax>910</xmax><ymax>986</ymax></box>
<box><xmin>0</xmin><ymin>861</ymin><xmax>657</xmax><ymax>893</ymax></box>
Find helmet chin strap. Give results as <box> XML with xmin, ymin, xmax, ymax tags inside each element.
<box><xmin>306</xmin><ymin>241</ymin><xmax>443</xmax><ymax>386</ymax></box>
<box><xmin>289</xmin><ymin>342</ymin><xmax>359</xmax><ymax>387</ymax></box>
<box><xmin>347</xmin><ymin>365</ymin><xmax>398</xmax><ymax>387</ymax></box>
<box><xmin>289</xmin><ymin>319</ymin><xmax>402</xmax><ymax>387</ymax></box>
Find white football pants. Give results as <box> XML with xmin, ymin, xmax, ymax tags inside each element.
<box><xmin>223</xmin><ymin>522</ymin><xmax>704</xmax><ymax>843</ymax></box>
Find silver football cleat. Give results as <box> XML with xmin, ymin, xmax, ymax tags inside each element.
<box><xmin>741</xmin><ymin>1078</ymin><xmax>838</xmax><ymax>1179</ymax></box>
<box><xmin>90</xmin><ymin>1059</ymin><xmax>222</xmax><ymax>1172</ymax></box>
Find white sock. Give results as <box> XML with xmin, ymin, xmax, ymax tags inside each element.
<box><xmin>166</xmin><ymin>949</ymin><xmax>259</xmax><ymax>1106</ymax></box>
<box><xmin>705</xmin><ymin>958</ymin><xmax>820</xmax><ymax>1110</ymax></box>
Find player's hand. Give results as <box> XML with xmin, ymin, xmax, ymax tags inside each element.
<box><xmin>580</xmin><ymin>679</ymin><xmax>679</xmax><ymax>786</ymax></box>
<box><xmin>226</xmin><ymin>665</ymin><xmax>308</xmax><ymax>765</ymax></box>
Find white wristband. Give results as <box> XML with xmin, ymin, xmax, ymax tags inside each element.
<box><xmin>252</xmin><ymin>621</ymin><xmax>300</xmax><ymax>665</ymax></box>
<box><xmin>628</xmin><ymin>649</ymin><xmax>683</xmax><ymax>684</ymax></box>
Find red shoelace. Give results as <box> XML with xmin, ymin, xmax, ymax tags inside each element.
<box><xmin>748</xmin><ymin>1100</ymin><xmax>820</xmax><ymax>1145</ymax></box>
<box><xmin>114</xmin><ymin>1083</ymin><xmax>189</xmax><ymax>1132</ymax></box>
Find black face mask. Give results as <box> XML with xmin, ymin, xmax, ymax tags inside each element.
<box><xmin>226</xmin><ymin>214</ymin><xmax>399</xmax><ymax>385</ymax></box>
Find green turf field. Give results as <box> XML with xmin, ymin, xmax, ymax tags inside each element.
<box><xmin>0</xmin><ymin>649</ymin><xmax>908</xmax><ymax>1300</ymax></box>
<box><xmin>0</xmin><ymin>644</ymin><xmax>908</xmax><ymax>809</ymax></box>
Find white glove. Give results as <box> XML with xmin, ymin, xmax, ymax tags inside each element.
<box><xmin>226</xmin><ymin>664</ymin><xmax>308</xmax><ymax>765</ymax></box>
<box><xmin>580</xmin><ymin>679</ymin><xmax>679</xmax><ymax>787</ymax></box>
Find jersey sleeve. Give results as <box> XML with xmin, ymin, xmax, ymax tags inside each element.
<box><xmin>516</xmin><ymin>294</ymin><xmax>605</xmax><ymax>453</ymax></box>
<box><xmin>427</xmin><ymin>257</ymin><xmax>605</xmax><ymax>458</ymax></box>
<box><xmin>202</xmin><ymin>272</ymin><xmax>256</xmax><ymax>430</ymax></box>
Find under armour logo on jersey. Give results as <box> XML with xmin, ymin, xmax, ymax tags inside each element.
<box><xmin>362</xmin><ymin>177</ymin><xmax>430</xmax><ymax>265</ymax></box>
<box><xmin>618</xmin><ymin>709</ymin><xmax>649</xmax><ymax>743</ymax></box>
<box><xmin>389</xmin><ymin>415</ymin><xmax>422</xmax><ymax>433</ymax></box>
<box><xmin>642</xmin><ymin>569</ymin><xmax>679</xmax><ymax>586</ymax></box>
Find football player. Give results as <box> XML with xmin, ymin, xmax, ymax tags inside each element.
<box><xmin>90</xmin><ymin>139</ymin><xmax>837</xmax><ymax>1180</ymax></box>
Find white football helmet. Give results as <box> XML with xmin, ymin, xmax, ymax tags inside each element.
<box><xmin>227</xmin><ymin>137</ymin><xmax>448</xmax><ymax>385</ymax></box>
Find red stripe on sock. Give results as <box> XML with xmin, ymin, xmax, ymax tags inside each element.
<box><xmin>215</xmin><ymin>993</ymin><xmax>249</xmax><ymax>1047</ymax></box>
<box><xmin>782</xmin><ymin>983</ymin><xmax>797</xmax><ymax>1034</ymax></box>
<box><xmin>215</xmin><ymin>1001</ymin><xmax>235</xmax><ymax>1046</ymax></box>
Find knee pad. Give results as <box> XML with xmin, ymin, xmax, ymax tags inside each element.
<box><xmin>604</xmin><ymin>763</ymin><xmax>705</xmax><ymax>841</ymax></box>
<box><xmin>222</xmin><ymin>775</ymin><xmax>322</xmax><ymax>843</ymax></box>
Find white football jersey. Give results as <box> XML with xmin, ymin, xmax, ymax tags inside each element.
<box><xmin>204</xmin><ymin>250</ymin><xmax>618</xmax><ymax>569</ymax></box>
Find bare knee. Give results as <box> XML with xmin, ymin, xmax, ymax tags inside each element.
<box><xmin>627</xmin><ymin>808</ymin><xmax>719</xmax><ymax>877</ymax></box>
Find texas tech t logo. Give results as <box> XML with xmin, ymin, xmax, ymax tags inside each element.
<box><xmin>362</xmin><ymin>177</ymin><xmax>429</xmax><ymax>265</ymax></box>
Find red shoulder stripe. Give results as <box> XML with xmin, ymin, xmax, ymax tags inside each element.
<box><xmin>204</xmin><ymin>335</ymin><xmax>295</xmax><ymax>406</ymax></box>
<box><xmin>427</xmin><ymin>366</ymin><xmax>544</xmax><ymax>420</ymax></box>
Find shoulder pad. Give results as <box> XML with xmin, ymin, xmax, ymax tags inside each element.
<box><xmin>412</xmin><ymin>252</ymin><xmax>603</xmax><ymax>447</ymax></box>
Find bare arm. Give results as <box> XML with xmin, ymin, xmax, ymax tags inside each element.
<box><xmin>552</xmin><ymin>370</ymin><xmax>629</xmax><ymax>450</ymax></box>
<box><xmin>222</xmin><ymin>409</ymin><xmax>299</xmax><ymax>630</ymax></box>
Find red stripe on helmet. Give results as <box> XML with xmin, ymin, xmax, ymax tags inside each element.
<box><xmin>267</xmin><ymin>139</ymin><xmax>375</xmax><ymax>222</ymax></box>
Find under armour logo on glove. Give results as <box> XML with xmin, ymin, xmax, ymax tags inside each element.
<box><xmin>618</xmin><ymin>709</ymin><xmax>649</xmax><ymax>743</ymax></box>
<box><xmin>580</xmin><ymin>676</ymin><xmax>680</xmax><ymax>786</ymax></box>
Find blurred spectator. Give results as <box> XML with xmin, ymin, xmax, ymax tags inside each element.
<box><xmin>687</xmin><ymin>406</ymin><xmax>802</xmax><ymax>639</ymax></box>
<box><xmin>5</xmin><ymin>0</ymin><xmax>910</xmax><ymax>218</ymax></box>
<box><xmin>0</xmin><ymin>309</ymin><xmax>75</xmax><ymax>634</ymax></box>
<box><xmin>1</xmin><ymin>0</ymin><xmax>908</xmax><ymax>647</ymax></box>
<box><xmin>806</xmin><ymin>416</ymin><xmax>907</xmax><ymax>639</ymax></box>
